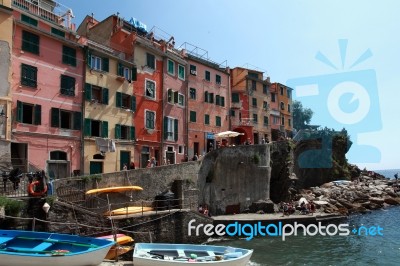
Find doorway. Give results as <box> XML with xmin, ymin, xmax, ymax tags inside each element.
<box><xmin>90</xmin><ymin>161</ymin><xmax>103</xmax><ymax>174</ymax></box>
<box><xmin>193</xmin><ymin>142</ymin><xmax>199</xmax><ymax>158</ymax></box>
<box><xmin>120</xmin><ymin>151</ymin><xmax>130</xmax><ymax>170</ymax></box>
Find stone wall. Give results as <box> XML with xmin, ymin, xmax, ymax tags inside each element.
<box><xmin>197</xmin><ymin>144</ymin><xmax>271</xmax><ymax>215</ymax></box>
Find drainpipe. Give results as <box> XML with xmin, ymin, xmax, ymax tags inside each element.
<box><xmin>227</xmin><ymin>68</ymin><xmax>231</xmax><ymax>131</ymax></box>
<box><xmin>160</xmin><ymin>57</ymin><xmax>165</xmax><ymax>164</ymax></box>
<box><xmin>185</xmin><ymin>62</ymin><xmax>189</xmax><ymax>161</ymax></box>
<box><xmin>80</xmin><ymin>47</ymin><xmax>87</xmax><ymax>175</ymax></box>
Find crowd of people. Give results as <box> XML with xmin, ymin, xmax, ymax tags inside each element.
<box><xmin>281</xmin><ymin>200</ymin><xmax>316</xmax><ymax>216</ymax></box>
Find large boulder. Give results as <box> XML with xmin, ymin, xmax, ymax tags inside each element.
<box><xmin>384</xmin><ymin>197</ymin><xmax>400</xmax><ymax>205</ymax></box>
<box><xmin>249</xmin><ymin>199</ymin><xmax>275</xmax><ymax>213</ymax></box>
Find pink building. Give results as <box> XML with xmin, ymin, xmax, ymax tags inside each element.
<box><xmin>162</xmin><ymin>41</ymin><xmax>187</xmax><ymax>164</ymax></box>
<box><xmin>11</xmin><ymin>0</ymin><xmax>83</xmax><ymax>178</ymax></box>
<box><xmin>185</xmin><ymin>44</ymin><xmax>230</xmax><ymax>158</ymax></box>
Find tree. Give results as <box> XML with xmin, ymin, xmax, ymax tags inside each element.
<box><xmin>292</xmin><ymin>100</ymin><xmax>314</xmax><ymax>130</ymax></box>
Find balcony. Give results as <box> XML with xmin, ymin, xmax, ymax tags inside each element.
<box><xmin>12</xmin><ymin>0</ymin><xmax>75</xmax><ymax>30</ymax></box>
<box><xmin>231</xmin><ymin>102</ymin><xmax>242</xmax><ymax>109</ymax></box>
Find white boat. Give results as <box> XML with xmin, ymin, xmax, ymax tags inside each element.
<box><xmin>0</xmin><ymin>229</ymin><xmax>114</xmax><ymax>266</ymax></box>
<box><xmin>133</xmin><ymin>243</ymin><xmax>253</xmax><ymax>266</ymax></box>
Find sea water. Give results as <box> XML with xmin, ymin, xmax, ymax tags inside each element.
<box><xmin>217</xmin><ymin>169</ymin><xmax>400</xmax><ymax>266</ymax></box>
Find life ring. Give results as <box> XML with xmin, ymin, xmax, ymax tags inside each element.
<box><xmin>28</xmin><ymin>181</ymin><xmax>48</xmax><ymax>196</ymax></box>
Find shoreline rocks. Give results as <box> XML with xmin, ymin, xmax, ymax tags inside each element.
<box><xmin>291</xmin><ymin>173</ymin><xmax>400</xmax><ymax>216</ymax></box>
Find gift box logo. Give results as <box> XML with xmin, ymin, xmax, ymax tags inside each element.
<box><xmin>287</xmin><ymin>39</ymin><xmax>382</xmax><ymax>168</ymax></box>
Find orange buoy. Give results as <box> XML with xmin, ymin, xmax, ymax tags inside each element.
<box><xmin>28</xmin><ymin>181</ymin><xmax>48</xmax><ymax>197</ymax></box>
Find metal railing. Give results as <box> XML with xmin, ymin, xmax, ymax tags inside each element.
<box><xmin>12</xmin><ymin>0</ymin><xmax>75</xmax><ymax>29</ymax></box>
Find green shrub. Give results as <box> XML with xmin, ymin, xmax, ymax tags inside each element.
<box><xmin>0</xmin><ymin>196</ymin><xmax>25</xmax><ymax>216</ymax></box>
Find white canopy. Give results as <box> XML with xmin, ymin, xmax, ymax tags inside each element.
<box><xmin>215</xmin><ymin>131</ymin><xmax>244</xmax><ymax>138</ymax></box>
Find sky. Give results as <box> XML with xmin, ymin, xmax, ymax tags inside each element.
<box><xmin>61</xmin><ymin>0</ymin><xmax>399</xmax><ymax>170</ymax></box>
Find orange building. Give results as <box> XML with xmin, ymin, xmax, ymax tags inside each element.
<box><xmin>230</xmin><ymin>67</ymin><xmax>271</xmax><ymax>144</ymax></box>
<box><xmin>272</xmin><ymin>82</ymin><xmax>293</xmax><ymax>138</ymax></box>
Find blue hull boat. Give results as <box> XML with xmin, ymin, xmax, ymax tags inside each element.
<box><xmin>0</xmin><ymin>230</ymin><xmax>114</xmax><ymax>266</ymax></box>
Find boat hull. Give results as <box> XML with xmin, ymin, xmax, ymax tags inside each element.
<box><xmin>0</xmin><ymin>230</ymin><xmax>114</xmax><ymax>266</ymax></box>
<box><xmin>133</xmin><ymin>243</ymin><xmax>253</xmax><ymax>266</ymax></box>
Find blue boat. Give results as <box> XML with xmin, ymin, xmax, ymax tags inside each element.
<box><xmin>133</xmin><ymin>243</ymin><xmax>253</xmax><ymax>266</ymax></box>
<box><xmin>0</xmin><ymin>230</ymin><xmax>115</xmax><ymax>266</ymax></box>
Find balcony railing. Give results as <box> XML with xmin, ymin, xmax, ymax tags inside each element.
<box><xmin>12</xmin><ymin>0</ymin><xmax>75</xmax><ymax>30</ymax></box>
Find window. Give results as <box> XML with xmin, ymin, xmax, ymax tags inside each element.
<box><xmin>117</xmin><ymin>63</ymin><xmax>137</xmax><ymax>81</ymax></box>
<box><xmin>263</xmin><ymin>101</ymin><xmax>268</xmax><ymax>110</ymax></box>
<box><xmin>204</xmin><ymin>91</ymin><xmax>214</xmax><ymax>103</ymax></box>
<box><xmin>16</xmin><ymin>101</ymin><xmax>41</xmax><ymax>125</ymax></box>
<box><xmin>288</xmin><ymin>118</ymin><xmax>292</xmax><ymax>127</ymax></box>
<box><xmin>216</xmin><ymin>116</ymin><xmax>221</xmax><ymax>127</ymax></box>
<box><xmin>287</xmin><ymin>89</ymin><xmax>292</xmax><ymax>99</ymax></box>
<box><xmin>167</xmin><ymin>89</ymin><xmax>178</xmax><ymax>104</ymax></box>
<box><xmin>281</xmin><ymin>116</ymin><xmax>285</xmax><ymax>125</ymax></box>
<box><xmin>167</xmin><ymin>59</ymin><xmax>175</xmax><ymax>75</ymax></box>
<box><xmin>288</xmin><ymin>104</ymin><xmax>291</xmax><ymax>113</ymax></box>
<box><xmin>62</xmin><ymin>46</ymin><xmax>76</xmax><ymax>66</ymax></box>
<box><xmin>163</xmin><ymin>117</ymin><xmax>178</xmax><ymax>141</ymax></box>
<box><xmin>190</xmin><ymin>111</ymin><xmax>196</xmax><ymax>122</ymax></box>
<box><xmin>60</xmin><ymin>75</ymin><xmax>75</xmax><ymax>96</ymax></box>
<box><xmin>189</xmin><ymin>88</ymin><xmax>196</xmax><ymax>100</ymax></box>
<box><xmin>178</xmin><ymin>64</ymin><xmax>185</xmax><ymax>80</ymax></box>
<box><xmin>84</xmin><ymin>119</ymin><xmax>108</xmax><ymax>137</ymax></box>
<box><xmin>21</xmin><ymin>14</ymin><xmax>38</xmax><ymax>27</ymax></box>
<box><xmin>248</xmin><ymin>72</ymin><xmax>258</xmax><ymax>79</ymax></box>
<box><xmin>273</xmin><ymin>116</ymin><xmax>280</xmax><ymax>125</ymax></box>
<box><xmin>22</xmin><ymin>30</ymin><xmax>39</xmax><ymax>54</ymax></box>
<box><xmin>205</xmin><ymin>70</ymin><xmax>210</xmax><ymax>81</ymax></box>
<box><xmin>251</xmin><ymin>80</ymin><xmax>257</xmax><ymax>90</ymax></box>
<box><xmin>50</xmin><ymin>151</ymin><xmax>67</xmax><ymax>160</ymax></box>
<box><xmin>146</xmin><ymin>53</ymin><xmax>155</xmax><ymax>69</ymax></box>
<box><xmin>116</xmin><ymin>92</ymin><xmax>136</xmax><ymax>111</ymax></box>
<box><xmin>263</xmin><ymin>84</ymin><xmax>269</xmax><ymax>94</ymax></box>
<box><xmin>145</xmin><ymin>80</ymin><xmax>156</xmax><ymax>99</ymax></box>
<box><xmin>280</xmin><ymin>102</ymin><xmax>285</xmax><ymax>110</ymax></box>
<box><xmin>115</xmin><ymin>124</ymin><xmax>135</xmax><ymax>140</ymax></box>
<box><xmin>21</xmin><ymin>64</ymin><xmax>37</xmax><ymax>88</ymax></box>
<box><xmin>145</xmin><ymin>110</ymin><xmax>155</xmax><ymax>129</ymax></box>
<box><xmin>51</xmin><ymin>108</ymin><xmax>81</xmax><ymax>130</ymax></box>
<box><xmin>252</xmin><ymin>98</ymin><xmax>257</xmax><ymax>107</ymax></box>
<box><xmin>264</xmin><ymin>116</ymin><xmax>269</xmax><ymax>127</ymax></box>
<box><xmin>271</xmin><ymin>93</ymin><xmax>276</xmax><ymax>102</ymax></box>
<box><xmin>51</xmin><ymin>27</ymin><xmax>65</xmax><ymax>38</ymax></box>
<box><xmin>190</xmin><ymin>64</ymin><xmax>197</xmax><ymax>75</ymax></box>
<box><xmin>216</xmin><ymin>74</ymin><xmax>221</xmax><ymax>84</ymax></box>
<box><xmin>232</xmin><ymin>93</ymin><xmax>240</xmax><ymax>103</ymax></box>
<box><xmin>90</xmin><ymin>55</ymin><xmax>101</xmax><ymax>71</ymax></box>
<box><xmin>204</xmin><ymin>114</ymin><xmax>210</xmax><ymax>125</ymax></box>
<box><xmin>215</xmin><ymin>95</ymin><xmax>225</xmax><ymax>107</ymax></box>
<box><xmin>178</xmin><ymin>93</ymin><xmax>185</xmax><ymax>106</ymax></box>
<box><xmin>84</xmin><ymin>83</ymin><xmax>109</xmax><ymax>104</ymax></box>
<box><xmin>178</xmin><ymin>146</ymin><xmax>184</xmax><ymax>154</ymax></box>
<box><xmin>280</xmin><ymin>86</ymin><xmax>284</xmax><ymax>95</ymax></box>
<box><xmin>253</xmin><ymin>114</ymin><xmax>258</xmax><ymax>124</ymax></box>
<box><xmin>230</xmin><ymin>109</ymin><xmax>235</xmax><ymax>117</ymax></box>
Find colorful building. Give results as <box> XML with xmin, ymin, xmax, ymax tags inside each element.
<box><xmin>272</xmin><ymin>82</ymin><xmax>293</xmax><ymax>138</ymax></box>
<box><xmin>77</xmin><ymin>15</ymin><xmax>137</xmax><ymax>174</ymax></box>
<box><xmin>269</xmin><ymin>83</ymin><xmax>282</xmax><ymax>140</ymax></box>
<box><xmin>185</xmin><ymin>44</ymin><xmax>230</xmax><ymax>157</ymax></box>
<box><xmin>230</xmin><ymin>67</ymin><xmax>271</xmax><ymax>144</ymax></box>
<box><xmin>11</xmin><ymin>0</ymin><xmax>83</xmax><ymax>178</ymax></box>
<box><xmin>160</xmin><ymin>36</ymin><xmax>187</xmax><ymax>164</ymax></box>
<box><xmin>0</xmin><ymin>0</ymin><xmax>13</xmax><ymax>170</ymax></box>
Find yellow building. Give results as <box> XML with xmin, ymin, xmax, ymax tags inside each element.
<box><xmin>81</xmin><ymin>38</ymin><xmax>137</xmax><ymax>174</ymax></box>
<box><xmin>0</xmin><ymin>0</ymin><xmax>13</xmax><ymax>168</ymax></box>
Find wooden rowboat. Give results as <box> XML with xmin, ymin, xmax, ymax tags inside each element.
<box><xmin>0</xmin><ymin>230</ymin><xmax>114</xmax><ymax>266</ymax></box>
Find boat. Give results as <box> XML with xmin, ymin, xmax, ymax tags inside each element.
<box><xmin>0</xmin><ymin>229</ymin><xmax>115</xmax><ymax>266</ymax></box>
<box><xmin>133</xmin><ymin>243</ymin><xmax>253</xmax><ymax>266</ymax></box>
<box><xmin>97</xmin><ymin>233</ymin><xmax>134</xmax><ymax>259</ymax></box>
<box><xmin>104</xmin><ymin>206</ymin><xmax>154</xmax><ymax>216</ymax></box>
<box><xmin>86</xmin><ymin>185</ymin><xmax>143</xmax><ymax>195</ymax></box>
